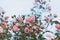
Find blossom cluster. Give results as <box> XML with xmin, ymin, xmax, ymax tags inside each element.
<box><xmin>0</xmin><ymin>0</ymin><xmax>60</xmax><ymax>40</ymax></box>
<box><xmin>0</xmin><ymin>10</ymin><xmax>59</xmax><ymax>40</ymax></box>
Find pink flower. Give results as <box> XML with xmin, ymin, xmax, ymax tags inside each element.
<box><xmin>13</xmin><ymin>26</ymin><xmax>19</xmax><ymax>32</ymax></box>
<box><xmin>24</xmin><ymin>27</ymin><xmax>30</xmax><ymax>33</ymax></box>
<box><xmin>53</xmin><ymin>14</ymin><xmax>57</xmax><ymax>18</ymax></box>
<box><xmin>5</xmin><ymin>16</ymin><xmax>9</xmax><ymax>20</ymax></box>
<box><xmin>8</xmin><ymin>26</ymin><xmax>13</xmax><ymax>30</ymax></box>
<box><xmin>30</xmin><ymin>29</ymin><xmax>33</xmax><ymax>33</ymax></box>
<box><xmin>42</xmin><ymin>1</ymin><xmax>46</xmax><ymax>4</ymax></box>
<box><xmin>40</xmin><ymin>24</ymin><xmax>44</xmax><ymax>29</ymax></box>
<box><xmin>30</xmin><ymin>15</ymin><xmax>35</xmax><ymax>20</ymax></box>
<box><xmin>15</xmin><ymin>23</ymin><xmax>20</xmax><ymax>27</ymax></box>
<box><xmin>32</xmin><ymin>26</ymin><xmax>37</xmax><ymax>29</ymax></box>
<box><xmin>55</xmin><ymin>24</ymin><xmax>60</xmax><ymax>30</ymax></box>
<box><xmin>18</xmin><ymin>17</ymin><xmax>23</xmax><ymax>23</ymax></box>
<box><xmin>45</xmin><ymin>32</ymin><xmax>56</xmax><ymax>39</ymax></box>
<box><xmin>1</xmin><ymin>22</ymin><xmax>7</xmax><ymax>28</ymax></box>
<box><xmin>48</xmin><ymin>6</ymin><xmax>51</xmax><ymax>10</ymax></box>
<box><xmin>0</xmin><ymin>27</ymin><xmax>4</xmax><ymax>34</ymax></box>
<box><xmin>2</xmin><ymin>10</ymin><xmax>5</xmax><ymax>14</ymax></box>
<box><xmin>46</xmin><ymin>33</ymin><xmax>52</xmax><ymax>38</ymax></box>
<box><xmin>26</xmin><ymin>15</ymin><xmax>35</xmax><ymax>22</ymax></box>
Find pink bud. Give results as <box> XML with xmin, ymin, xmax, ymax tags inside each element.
<box><xmin>26</xmin><ymin>15</ymin><xmax>35</xmax><ymax>22</ymax></box>
<box><xmin>53</xmin><ymin>14</ymin><xmax>57</xmax><ymax>18</ymax></box>
<box><xmin>55</xmin><ymin>24</ymin><xmax>60</xmax><ymax>30</ymax></box>
<box><xmin>30</xmin><ymin>29</ymin><xmax>33</xmax><ymax>33</ymax></box>
<box><xmin>48</xmin><ymin>6</ymin><xmax>51</xmax><ymax>10</ymax></box>
<box><xmin>15</xmin><ymin>23</ymin><xmax>20</xmax><ymax>27</ymax></box>
<box><xmin>2</xmin><ymin>10</ymin><xmax>5</xmax><ymax>14</ymax></box>
<box><xmin>1</xmin><ymin>22</ymin><xmax>7</xmax><ymax>28</ymax></box>
<box><xmin>45</xmin><ymin>32</ymin><xmax>56</xmax><ymax>39</ymax></box>
<box><xmin>24</xmin><ymin>27</ymin><xmax>30</xmax><ymax>33</ymax></box>
<box><xmin>18</xmin><ymin>17</ymin><xmax>23</xmax><ymax>23</ymax></box>
<box><xmin>5</xmin><ymin>16</ymin><xmax>9</xmax><ymax>20</ymax></box>
<box><xmin>13</xmin><ymin>26</ymin><xmax>19</xmax><ymax>32</ymax></box>
<box><xmin>42</xmin><ymin>1</ymin><xmax>46</xmax><ymax>4</ymax></box>
<box><xmin>8</xmin><ymin>26</ymin><xmax>13</xmax><ymax>30</ymax></box>
<box><xmin>46</xmin><ymin>33</ymin><xmax>52</xmax><ymax>38</ymax></box>
<box><xmin>40</xmin><ymin>25</ymin><xmax>44</xmax><ymax>29</ymax></box>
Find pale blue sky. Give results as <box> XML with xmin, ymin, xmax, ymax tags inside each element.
<box><xmin>0</xmin><ymin>0</ymin><xmax>34</xmax><ymax>16</ymax></box>
<box><xmin>0</xmin><ymin>0</ymin><xmax>60</xmax><ymax>18</ymax></box>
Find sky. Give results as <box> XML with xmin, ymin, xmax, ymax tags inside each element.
<box><xmin>0</xmin><ymin>0</ymin><xmax>34</xmax><ymax>17</ymax></box>
<box><xmin>0</xmin><ymin>0</ymin><xmax>60</xmax><ymax>19</ymax></box>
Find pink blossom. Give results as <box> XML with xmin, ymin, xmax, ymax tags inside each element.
<box><xmin>45</xmin><ymin>32</ymin><xmax>56</xmax><ymax>39</ymax></box>
<box><xmin>13</xmin><ymin>26</ymin><xmax>19</xmax><ymax>32</ymax></box>
<box><xmin>18</xmin><ymin>17</ymin><xmax>23</xmax><ymax>23</ymax></box>
<box><xmin>46</xmin><ymin>33</ymin><xmax>52</xmax><ymax>38</ymax></box>
<box><xmin>55</xmin><ymin>24</ymin><xmax>60</xmax><ymax>30</ymax></box>
<box><xmin>24</xmin><ymin>27</ymin><xmax>30</xmax><ymax>33</ymax></box>
<box><xmin>30</xmin><ymin>15</ymin><xmax>35</xmax><ymax>20</ymax></box>
<box><xmin>2</xmin><ymin>10</ymin><xmax>5</xmax><ymax>14</ymax></box>
<box><xmin>40</xmin><ymin>24</ymin><xmax>44</xmax><ymax>29</ymax></box>
<box><xmin>30</xmin><ymin>29</ymin><xmax>33</xmax><ymax>33</ymax></box>
<box><xmin>42</xmin><ymin>1</ymin><xmax>46</xmax><ymax>4</ymax></box>
<box><xmin>53</xmin><ymin>14</ymin><xmax>57</xmax><ymax>18</ymax></box>
<box><xmin>26</xmin><ymin>15</ymin><xmax>35</xmax><ymax>22</ymax></box>
<box><xmin>48</xmin><ymin>6</ymin><xmax>51</xmax><ymax>10</ymax></box>
<box><xmin>5</xmin><ymin>16</ymin><xmax>9</xmax><ymax>20</ymax></box>
<box><xmin>0</xmin><ymin>27</ymin><xmax>4</xmax><ymax>34</ymax></box>
<box><xmin>1</xmin><ymin>22</ymin><xmax>7</xmax><ymax>28</ymax></box>
<box><xmin>15</xmin><ymin>23</ymin><xmax>20</xmax><ymax>27</ymax></box>
<box><xmin>8</xmin><ymin>26</ymin><xmax>13</xmax><ymax>30</ymax></box>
